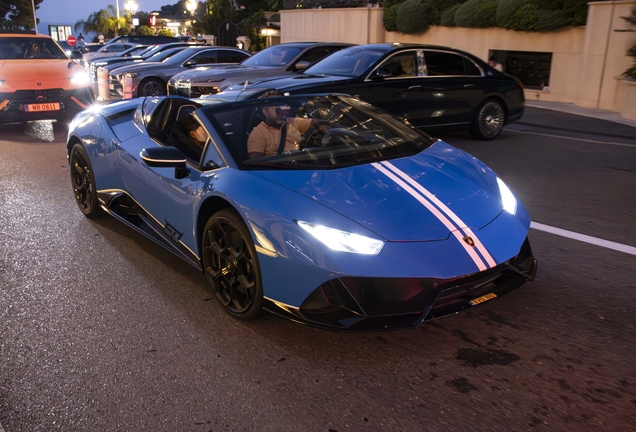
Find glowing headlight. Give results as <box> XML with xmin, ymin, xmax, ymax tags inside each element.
<box><xmin>497</xmin><ymin>177</ymin><xmax>517</xmax><ymax>215</ymax></box>
<box><xmin>70</xmin><ymin>72</ymin><xmax>91</xmax><ymax>85</ymax></box>
<box><xmin>297</xmin><ymin>221</ymin><xmax>384</xmax><ymax>255</ymax></box>
<box><xmin>0</xmin><ymin>80</ymin><xmax>3</xmax><ymax>87</ymax></box>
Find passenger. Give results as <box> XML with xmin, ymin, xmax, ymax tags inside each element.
<box><xmin>247</xmin><ymin>104</ymin><xmax>329</xmax><ymax>159</ymax></box>
<box><xmin>399</xmin><ymin>56</ymin><xmax>416</xmax><ymax>76</ymax></box>
<box><xmin>183</xmin><ymin>115</ymin><xmax>209</xmax><ymax>160</ymax></box>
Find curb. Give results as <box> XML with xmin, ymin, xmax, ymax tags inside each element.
<box><xmin>526</xmin><ymin>101</ymin><xmax>636</xmax><ymax>129</ymax></box>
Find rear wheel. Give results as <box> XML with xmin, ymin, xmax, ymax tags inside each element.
<box><xmin>69</xmin><ymin>143</ymin><xmax>100</xmax><ymax>217</ymax></box>
<box><xmin>470</xmin><ymin>99</ymin><xmax>506</xmax><ymax>140</ymax></box>
<box><xmin>138</xmin><ymin>77</ymin><xmax>166</xmax><ymax>97</ymax></box>
<box><xmin>202</xmin><ymin>209</ymin><xmax>263</xmax><ymax>320</ymax></box>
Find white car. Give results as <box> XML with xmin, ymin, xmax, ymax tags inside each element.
<box><xmin>83</xmin><ymin>42</ymin><xmax>139</xmax><ymax>62</ymax></box>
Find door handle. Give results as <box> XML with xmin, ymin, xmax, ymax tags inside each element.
<box><xmin>408</xmin><ymin>85</ymin><xmax>421</xmax><ymax>90</ymax></box>
<box><xmin>463</xmin><ymin>84</ymin><xmax>474</xmax><ymax>88</ymax></box>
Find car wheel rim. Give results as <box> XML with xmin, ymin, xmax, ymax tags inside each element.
<box><xmin>142</xmin><ymin>81</ymin><xmax>162</xmax><ymax>96</ymax></box>
<box><xmin>478</xmin><ymin>102</ymin><xmax>505</xmax><ymax>138</ymax></box>
<box><xmin>203</xmin><ymin>218</ymin><xmax>256</xmax><ymax>315</ymax></box>
<box><xmin>71</xmin><ymin>150</ymin><xmax>94</xmax><ymax>213</ymax></box>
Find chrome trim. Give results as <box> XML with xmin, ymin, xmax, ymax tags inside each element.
<box><xmin>140</xmin><ymin>155</ymin><xmax>187</xmax><ymax>164</ymax></box>
<box><xmin>264</xmin><ymin>297</ymin><xmax>300</xmax><ymax>311</ymax></box>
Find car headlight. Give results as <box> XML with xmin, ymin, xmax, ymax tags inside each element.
<box><xmin>128</xmin><ymin>72</ymin><xmax>140</xmax><ymax>79</ymax></box>
<box><xmin>297</xmin><ymin>221</ymin><xmax>384</xmax><ymax>255</ymax></box>
<box><xmin>496</xmin><ymin>177</ymin><xmax>517</xmax><ymax>215</ymax></box>
<box><xmin>70</xmin><ymin>72</ymin><xmax>91</xmax><ymax>85</ymax></box>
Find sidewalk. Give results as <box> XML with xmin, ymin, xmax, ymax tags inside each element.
<box><xmin>525</xmin><ymin>100</ymin><xmax>636</xmax><ymax>129</ymax></box>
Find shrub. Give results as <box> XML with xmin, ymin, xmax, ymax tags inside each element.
<box><xmin>157</xmin><ymin>29</ymin><xmax>174</xmax><ymax>37</ymax></box>
<box><xmin>496</xmin><ymin>0</ymin><xmax>524</xmax><ymax>27</ymax></box>
<box><xmin>455</xmin><ymin>0</ymin><xmax>498</xmax><ymax>28</ymax></box>
<box><xmin>441</xmin><ymin>3</ymin><xmax>463</xmax><ymax>27</ymax></box>
<box><xmin>536</xmin><ymin>9</ymin><xmax>568</xmax><ymax>31</ymax></box>
<box><xmin>622</xmin><ymin>7</ymin><xmax>636</xmax><ymax>78</ymax></box>
<box><xmin>506</xmin><ymin>2</ymin><xmax>539</xmax><ymax>31</ymax></box>
<box><xmin>396</xmin><ymin>0</ymin><xmax>432</xmax><ymax>34</ymax></box>
<box><xmin>426</xmin><ymin>0</ymin><xmax>466</xmax><ymax>26</ymax></box>
<box><xmin>383</xmin><ymin>5</ymin><xmax>399</xmax><ymax>32</ymax></box>
<box><xmin>136</xmin><ymin>25</ymin><xmax>153</xmax><ymax>36</ymax></box>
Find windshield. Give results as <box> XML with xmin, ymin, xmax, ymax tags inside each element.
<box><xmin>0</xmin><ymin>37</ymin><xmax>67</xmax><ymax>60</ymax></box>
<box><xmin>202</xmin><ymin>95</ymin><xmax>433</xmax><ymax>170</ymax></box>
<box><xmin>241</xmin><ymin>45</ymin><xmax>301</xmax><ymax>67</ymax></box>
<box><xmin>303</xmin><ymin>47</ymin><xmax>386</xmax><ymax>77</ymax></box>
<box><xmin>146</xmin><ymin>48</ymin><xmax>184</xmax><ymax>62</ymax></box>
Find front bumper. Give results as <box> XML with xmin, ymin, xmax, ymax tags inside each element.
<box><xmin>167</xmin><ymin>82</ymin><xmax>220</xmax><ymax>98</ymax></box>
<box><xmin>265</xmin><ymin>237</ymin><xmax>537</xmax><ymax>331</ymax></box>
<box><xmin>0</xmin><ymin>87</ymin><xmax>95</xmax><ymax>123</ymax></box>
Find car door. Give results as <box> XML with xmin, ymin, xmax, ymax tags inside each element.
<box><xmin>347</xmin><ymin>50</ymin><xmax>429</xmax><ymax>124</ymax></box>
<box><xmin>412</xmin><ymin>50</ymin><xmax>486</xmax><ymax>128</ymax></box>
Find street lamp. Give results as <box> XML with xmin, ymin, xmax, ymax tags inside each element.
<box><xmin>186</xmin><ymin>0</ymin><xmax>197</xmax><ymax>15</ymax></box>
<box><xmin>125</xmin><ymin>0</ymin><xmax>138</xmax><ymax>15</ymax></box>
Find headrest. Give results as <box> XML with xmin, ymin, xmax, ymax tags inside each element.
<box><xmin>176</xmin><ymin>105</ymin><xmax>197</xmax><ymax>123</ymax></box>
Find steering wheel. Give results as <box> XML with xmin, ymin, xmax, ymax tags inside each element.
<box><xmin>298</xmin><ymin>124</ymin><xmax>323</xmax><ymax>150</ymax></box>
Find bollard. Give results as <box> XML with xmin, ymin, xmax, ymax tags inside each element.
<box><xmin>123</xmin><ymin>74</ymin><xmax>133</xmax><ymax>99</ymax></box>
<box><xmin>96</xmin><ymin>67</ymin><xmax>110</xmax><ymax>101</ymax></box>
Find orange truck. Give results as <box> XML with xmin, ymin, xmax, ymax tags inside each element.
<box><xmin>0</xmin><ymin>31</ymin><xmax>95</xmax><ymax>124</ymax></box>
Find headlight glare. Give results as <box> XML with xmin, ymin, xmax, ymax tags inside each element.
<box><xmin>497</xmin><ymin>177</ymin><xmax>517</xmax><ymax>214</ymax></box>
<box><xmin>70</xmin><ymin>72</ymin><xmax>90</xmax><ymax>85</ymax></box>
<box><xmin>297</xmin><ymin>221</ymin><xmax>384</xmax><ymax>255</ymax></box>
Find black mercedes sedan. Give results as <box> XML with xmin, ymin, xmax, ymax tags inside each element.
<box><xmin>220</xmin><ymin>43</ymin><xmax>525</xmax><ymax>140</ymax></box>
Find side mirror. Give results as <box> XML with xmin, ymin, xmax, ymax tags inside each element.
<box><xmin>370</xmin><ymin>67</ymin><xmax>391</xmax><ymax>80</ymax></box>
<box><xmin>294</xmin><ymin>61</ymin><xmax>310</xmax><ymax>71</ymax></box>
<box><xmin>140</xmin><ymin>147</ymin><xmax>190</xmax><ymax>179</ymax></box>
<box><xmin>184</xmin><ymin>60</ymin><xmax>196</xmax><ymax>67</ymax></box>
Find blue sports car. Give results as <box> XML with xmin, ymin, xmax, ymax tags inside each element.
<box><xmin>67</xmin><ymin>94</ymin><xmax>537</xmax><ymax>331</ymax></box>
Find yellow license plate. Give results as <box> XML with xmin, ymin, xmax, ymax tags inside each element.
<box><xmin>25</xmin><ymin>103</ymin><xmax>61</xmax><ymax>112</ymax></box>
<box><xmin>469</xmin><ymin>292</ymin><xmax>497</xmax><ymax>306</ymax></box>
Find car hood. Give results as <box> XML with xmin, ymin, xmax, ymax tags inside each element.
<box><xmin>0</xmin><ymin>59</ymin><xmax>86</xmax><ymax>90</ymax></box>
<box><xmin>253</xmin><ymin>141</ymin><xmax>505</xmax><ymax>242</ymax></box>
<box><xmin>173</xmin><ymin>64</ymin><xmax>280</xmax><ymax>83</ymax></box>
<box><xmin>239</xmin><ymin>73</ymin><xmax>351</xmax><ymax>90</ymax></box>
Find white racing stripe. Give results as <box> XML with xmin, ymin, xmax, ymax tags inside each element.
<box><xmin>531</xmin><ymin>222</ymin><xmax>636</xmax><ymax>256</ymax></box>
<box><xmin>373</xmin><ymin>162</ymin><xmax>489</xmax><ymax>271</ymax></box>
<box><xmin>380</xmin><ymin>161</ymin><xmax>498</xmax><ymax>268</ymax></box>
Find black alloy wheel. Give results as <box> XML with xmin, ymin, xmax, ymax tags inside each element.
<box><xmin>202</xmin><ymin>209</ymin><xmax>263</xmax><ymax>320</ymax></box>
<box><xmin>70</xmin><ymin>143</ymin><xmax>100</xmax><ymax>217</ymax></box>
<box><xmin>471</xmin><ymin>99</ymin><xmax>506</xmax><ymax>140</ymax></box>
<box><xmin>138</xmin><ymin>77</ymin><xmax>166</xmax><ymax>97</ymax></box>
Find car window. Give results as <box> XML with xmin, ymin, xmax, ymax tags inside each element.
<box><xmin>296</xmin><ymin>47</ymin><xmax>336</xmax><ymax>64</ymax></box>
<box><xmin>303</xmin><ymin>47</ymin><xmax>385</xmax><ymax>77</ymax></box>
<box><xmin>201</xmin><ymin>95</ymin><xmax>433</xmax><ymax>170</ymax></box>
<box><xmin>187</xmin><ymin>50</ymin><xmax>218</xmax><ymax>65</ymax></box>
<box><xmin>0</xmin><ymin>37</ymin><xmax>67</xmax><ymax>60</ymax></box>
<box><xmin>424</xmin><ymin>51</ymin><xmax>478</xmax><ymax>76</ymax></box>
<box><xmin>218</xmin><ymin>50</ymin><xmax>249</xmax><ymax>63</ymax></box>
<box><xmin>241</xmin><ymin>46</ymin><xmax>302</xmax><ymax>67</ymax></box>
<box><xmin>377</xmin><ymin>52</ymin><xmax>419</xmax><ymax>78</ymax></box>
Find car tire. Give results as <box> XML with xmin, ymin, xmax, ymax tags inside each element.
<box><xmin>202</xmin><ymin>209</ymin><xmax>264</xmax><ymax>320</ymax></box>
<box><xmin>470</xmin><ymin>99</ymin><xmax>506</xmax><ymax>140</ymax></box>
<box><xmin>138</xmin><ymin>77</ymin><xmax>166</xmax><ymax>97</ymax></box>
<box><xmin>69</xmin><ymin>143</ymin><xmax>100</xmax><ymax>217</ymax></box>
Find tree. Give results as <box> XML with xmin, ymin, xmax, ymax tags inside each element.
<box><xmin>1</xmin><ymin>0</ymin><xmax>44</xmax><ymax>30</ymax></box>
<box><xmin>74</xmin><ymin>5</ymin><xmax>129</xmax><ymax>38</ymax></box>
<box><xmin>136</xmin><ymin>25</ymin><xmax>154</xmax><ymax>35</ymax></box>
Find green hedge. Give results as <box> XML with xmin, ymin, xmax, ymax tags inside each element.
<box><xmin>396</xmin><ymin>0</ymin><xmax>432</xmax><ymax>34</ymax></box>
<box><xmin>383</xmin><ymin>5</ymin><xmax>399</xmax><ymax>32</ymax></box>
<box><xmin>440</xmin><ymin>3</ymin><xmax>463</xmax><ymax>27</ymax></box>
<box><xmin>454</xmin><ymin>0</ymin><xmax>498</xmax><ymax>28</ymax></box>
<box><xmin>496</xmin><ymin>0</ymin><xmax>524</xmax><ymax>27</ymax></box>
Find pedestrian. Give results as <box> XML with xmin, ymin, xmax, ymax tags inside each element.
<box><xmin>97</xmin><ymin>32</ymin><xmax>104</xmax><ymax>44</ymax></box>
<box><xmin>78</xmin><ymin>33</ymin><xmax>85</xmax><ymax>42</ymax></box>
<box><xmin>488</xmin><ymin>56</ymin><xmax>503</xmax><ymax>72</ymax></box>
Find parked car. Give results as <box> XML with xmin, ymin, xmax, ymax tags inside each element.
<box><xmin>67</xmin><ymin>93</ymin><xmax>536</xmax><ymax>330</ymax></box>
<box><xmin>110</xmin><ymin>46</ymin><xmax>251</xmax><ymax>97</ymax></box>
<box><xmin>104</xmin><ymin>35</ymin><xmax>180</xmax><ymax>45</ymax></box>
<box><xmin>167</xmin><ymin>42</ymin><xmax>353</xmax><ymax>98</ymax></box>
<box><xmin>83</xmin><ymin>42</ymin><xmax>140</xmax><ymax>62</ymax></box>
<box><xmin>0</xmin><ymin>32</ymin><xmax>94</xmax><ymax>123</ymax></box>
<box><xmin>217</xmin><ymin>43</ymin><xmax>525</xmax><ymax>140</ymax></box>
<box><xmin>89</xmin><ymin>42</ymin><xmax>203</xmax><ymax>81</ymax></box>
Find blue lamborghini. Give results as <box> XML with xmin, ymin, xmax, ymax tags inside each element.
<box><xmin>67</xmin><ymin>94</ymin><xmax>537</xmax><ymax>331</ymax></box>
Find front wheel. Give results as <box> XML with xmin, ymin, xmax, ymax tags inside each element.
<box><xmin>202</xmin><ymin>209</ymin><xmax>263</xmax><ymax>320</ymax></box>
<box><xmin>470</xmin><ymin>99</ymin><xmax>506</xmax><ymax>140</ymax></box>
<box><xmin>138</xmin><ymin>77</ymin><xmax>166</xmax><ymax>97</ymax></box>
<box><xmin>69</xmin><ymin>143</ymin><xmax>100</xmax><ymax>217</ymax></box>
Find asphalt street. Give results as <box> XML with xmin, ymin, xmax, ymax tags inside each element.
<box><xmin>1</xmin><ymin>107</ymin><xmax>635</xmax><ymax>431</ymax></box>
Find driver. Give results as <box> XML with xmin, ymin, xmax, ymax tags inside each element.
<box><xmin>24</xmin><ymin>41</ymin><xmax>43</xmax><ymax>58</ymax></box>
<box><xmin>247</xmin><ymin>104</ymin><xmax>327</xmax><ymax>159</ymax></box>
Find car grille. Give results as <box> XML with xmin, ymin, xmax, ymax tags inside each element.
<box><xmin>10</xmin><ymin>89</ymin><xmax>65</xmax><ymax>102</ymax></box>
